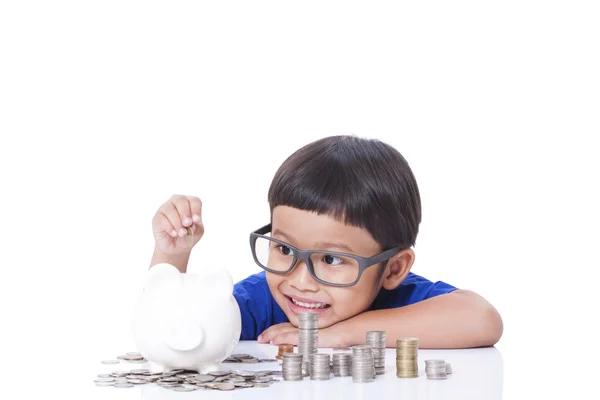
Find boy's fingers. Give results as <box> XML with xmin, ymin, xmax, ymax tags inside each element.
<box><xmin>188</xmin><ymin>196</ymin><xmax>203</xmax><ymax>223</ymax></box>
<box><xmin>162</xmin><ymin>203</ymin><xmax>184</xmax><ymax>236</ymax></box>
<box><xmin>271</xmin><ymin>330</ymin><xmax>299</xmax><ymax>346</ymax></box>
<box><xmin>153</xmin><ymin>212</ymin><xmax>177</xmax><ymax>238</ymax></box>
<box><xmin>171</xmin><ymin>195</ymin><xmax>193</xmax><ymax>228</ymax></box>
<box><xmin>257</xmin><ymin>323</ymin><xmax>292</xmax><ymax>343</ymax></box>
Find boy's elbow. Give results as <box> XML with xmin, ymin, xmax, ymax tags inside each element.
<box><xmin>481</xmin><ymin>304</ymin><xmax>503</xmax><ymax>346</ymax></box>
<box><xmin>459</xmin><ymin>290</ymin><xmax>503</xmax><ymax>347</ymax></box>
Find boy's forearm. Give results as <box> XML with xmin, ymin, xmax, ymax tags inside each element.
<box><xmin>149</xmin><ymin>246</ymin><xmax>190</xmax><ymax>273</ymax></box>
<box><xmin>336</xmin><ymin>290</ymin><xmax>503</xmax><ymax>349</ymax></box>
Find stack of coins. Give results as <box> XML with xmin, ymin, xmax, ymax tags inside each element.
<box><xmin>445</xmin><ymin>362</ymin><xmax>453</xmax><ymax>375</ymax></box>
<box><xmin>309</xmin><ymin>354</ymin><xmax>331</xmax><ymax>380</ymax></box>
<box><xmin>366</xmin><ymin>331</ymin><xmax>386</xmax><ymax>375</ymax></box>
<box><xmin>351</xmin><ymin>345</ymin><xmax>375</xmax><ymax>383</ymax></box>
<box><xmin>297</xmin><ymin>312</ymin><xmax>318</xmax><ymax>376</ymax></box>
<box><xmin>276</xmin><ymin>344</ymin><xmax>295</xmax><ymax>360</ymax></box>
<box><xmin>424</xmin><ymin>359</ymin><xmax>447</xmax><ymax>380</ymax></box>
<box><xmin>396</xmin><ymin>337</ymin><xmax>419</xmax><ymax>378</ymax></box>
<box><xmin>332</xmin><ymin>353</ymin><xmax>352</xmax><ymax>377</ymax></box>
<box><xmin>282</xmin><ymin>353</ymin><xmax>304</xmax><ymax>381</ymax></box>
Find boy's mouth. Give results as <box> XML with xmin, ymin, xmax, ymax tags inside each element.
<box><xmin>285</xmin><ymin>295</ymin><xmax>331</xmax><ymax>313</ymax></box>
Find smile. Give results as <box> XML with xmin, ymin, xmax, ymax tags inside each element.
<box><xmin>285</xmin><ymin>295</ymin><xmax>331</xmax><ymax>310</ymax></box>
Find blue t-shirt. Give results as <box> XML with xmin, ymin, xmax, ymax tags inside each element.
<box><xmin>232</xmin><ymin>270</ymin><xmax>457</xmax><ymax>340</ymax></box>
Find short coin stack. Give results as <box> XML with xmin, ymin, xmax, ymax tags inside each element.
<box><xmin>281</xmin><ymin>353</ymin><xmax>304</xmax><ymax>381</ymax></box>
<box><xmin>396</xmin><ymin>337</ymin><xmax>419</xmax><ymax>378</ymax></box>
<box><xmin>309</xmin><ymin>354</ymin><xmax>331</xmax><ymax>380</ymax></box>
<box><xmin>276</xmin><ymin>344</ymin><xmax>295</xmax><ymax>360</ymax></box>
<box><xmin>351</xmin><ymin>345</ymin><xmax>375</xmax><ymax>383</ymax></box>
<box><xmin>298</xmin><ymin>312</ymin><xmax>318</xmax><ymax>376</ymax></box>
<box><xmin>366</xmin><ymin>331</ymin><xmax>386</xmax><ymax>375</ymax></box>
<box><xmin>425</xmin><ymin>359</ymin><xmax>447</xmax><ymax>380</ymax></box>
<box><xmin>332</xmin><ymin>353</ymin><xmax>352</xmax><ymax>377</ymax></box>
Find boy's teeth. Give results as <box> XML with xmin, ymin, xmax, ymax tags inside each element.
<box><xmin>291</xmin><ymin>298</ymin><xmax>328</xmax><ymax>309</ymax></box>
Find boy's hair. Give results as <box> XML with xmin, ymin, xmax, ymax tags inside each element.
<box><xmin>268</xmin><ymin>135</ymin><xmax>421</xmax><ymax>252</ymax></box>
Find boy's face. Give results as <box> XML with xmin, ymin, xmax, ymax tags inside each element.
<box><xmin>266</xmin><ymin>206</ymin><xmax>384</xmax><ymax>329</ymax></box>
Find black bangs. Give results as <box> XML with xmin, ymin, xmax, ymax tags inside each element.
<box><xmin>267</xmin><ymin>135</ymin><xmax>421</xmax><ymax>251</ymax></box>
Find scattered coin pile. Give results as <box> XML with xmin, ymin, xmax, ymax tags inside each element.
<box><xmin>366</xmin><ymin>330</ymin><xmax>386</xmax><ymax>375</ymax></box>
<box><xmin>95</xmin><ymin>367</ymin><xmax>282</xmax><ymax>390</ymax></box>
<box><xmin>396</xmin><ymin>337</ymin><xmax>419</xmax><ymax>378</ymax></box>
<box><xmin>223</xmin><ymin>353</ymin><xmax>277</xmax><ymax>363</ymax></box>
<box><xmin>281</xmin><ymin>353</ymin><xmax>303</xmax><ymax>381</ymax></box>
<box><xmin>309</xmin><ymin>353</ymin><xmax>331</xmax><ymax>380</ymax></box>
<box><xmin>298</xmin><ymin>312</ymin><xmax>318</xmax><ymax>376</ymax></box>
<box><xmin>332</xmin><ymin>353</ymin><xmax>352</xmax><ymax>377</ymax></box>
<box><xmin>351</xmin><ymin>344</ymin><xmax>375</xmax><ymax>383</ymax></box>
<box><xmin>276</xmin><ymin>344</ymin><xmax>295</xmax><ymax>360</ymax></box>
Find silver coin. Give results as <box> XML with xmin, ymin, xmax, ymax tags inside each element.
<box><xmin>208</xmin><ymin>370</ymin><xmax>230</xmax><ymax>377</ymax></box>
<box><xmin>97</xmin><ymin>374</ymin><xmax>112</xmax><ymax>378</ymax></box>
<box><xmin>216</xmin><ymin>382</ymin><xmax>235</xmax><ymax>391</ymax></box>
<box><xmin>113</xmin><ymin>382</ymin><xmax>134</xmax><ymax>388</ymax></box>
<box><xmin>101</xmin><ymin>359</ymin><xmax>120</xmax><ymax>365</ymax></box>
<box><xmin>172</xmin><ymin>385</ymin><xmax>197</xmax><ymax>392</ymax></box>
<box><xmin>126</xmin><ymin>378</ymin><xmax>149</xmax><ymax>384</ymax></box>
<box><xmin>95</xmin><ymin>381</ymin><xmax>114</xmax><ymax>387</ymax></box>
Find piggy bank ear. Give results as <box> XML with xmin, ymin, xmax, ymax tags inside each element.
<box><xmin>144</xmin><ymin>263</ymin><xmax>182</xmax><ymax>292</ymax></box>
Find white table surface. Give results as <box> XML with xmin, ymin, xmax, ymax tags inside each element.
<box><xmin>92</xmin><ymin>341</ymin><xmax>503</xmax><ymax>400</ymax></box>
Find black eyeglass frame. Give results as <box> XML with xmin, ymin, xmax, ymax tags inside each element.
<box><xmin>249</xmin><ymin>223</ymin><xmax>407</xmax><ymax>287</ymax></box>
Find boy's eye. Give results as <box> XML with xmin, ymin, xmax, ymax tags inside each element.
<box><xmin>322</xmin><ymin>254</ymin><xmax>343</xmax><ymax>265</ymax></box>
<box><xmin>278</xmin><ymin>245</ymin><xmax>293</xmax><ymax>256</ymax></box>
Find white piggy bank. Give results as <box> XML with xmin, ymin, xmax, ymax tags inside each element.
<box><xmin>131</xmin><ymin>263</ymin><xmax>241</xmax><ymax>373</ymax></box>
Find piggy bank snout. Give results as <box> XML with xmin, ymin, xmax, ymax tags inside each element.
<box><xmin>164</xmin><ymin>319</ymin><xmax>204</xmax><ymax>352</ymax></box>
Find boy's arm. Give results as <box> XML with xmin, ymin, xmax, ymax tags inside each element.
<box><xmin>260</xmin><ymin>289</ymin><xmax>503</xmax><ymax>348</ymax></box>
<box><xmin>333</xmin><ymin>289</ymin><xmax>503</xmax><ymax>348</ymax></box>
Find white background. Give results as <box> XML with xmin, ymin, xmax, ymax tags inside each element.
<box><xmin>1</xmin><ymin>1</ymin><xmax>598</xmax><ymax>398</ymax></box>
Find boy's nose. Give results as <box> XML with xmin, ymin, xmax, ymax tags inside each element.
<box><xmin>288</xmin><ymin>258</ymin><xmax>319</xmax><ymax>292</ymax></box>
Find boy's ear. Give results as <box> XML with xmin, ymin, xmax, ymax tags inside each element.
<box><xmin>381</xmin><ymin>248</ymin><xmax>415</xmax><ymax>290</ymax></box>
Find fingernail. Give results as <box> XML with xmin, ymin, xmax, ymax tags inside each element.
<box><xmin>171</xmin><ymin>230</ymin><xmax>178</xmax><ymax>237</ymax></box>
<box><xmin>178</xmin><ymin>228</ymin><xmax>187</xmax><ymax>237</ymax></box>
<box><xmin>192</xmin><ymin>214</ymin><xmax>201</xmax><ymax>223</ymax></box>
<box><xmin>182</xmin><ymin>217</ymin><xmax>192</xmax><ymax>226</ymax></box>
<box><xmin>257</xmin><ymin>335</ymin><xmax>262</xmax><ymax>341</ymax></box>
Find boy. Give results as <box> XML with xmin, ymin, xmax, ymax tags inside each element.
<box><xmin>149</xmin><ymin>135</ymin><xmax>503</xmax><ymax>349</ymax></box>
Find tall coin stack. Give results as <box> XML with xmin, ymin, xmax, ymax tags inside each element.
<box><xmin>366</xmin><ymin>331</ymin><xmax>386</xmax><ymax>375</ymax></box>
<box><xmin>332</xmin><ymin>353</ymin><xmax>352</xmax><ymax>377</ymax></box>
<box><xmin>282</xmin><ymin>353</ymin><xmax>304</xmax><ymax>381</ymax></box>
<box><xmin>309</xmin><ymin>354</ymin><xmax>331</xmax><ymax>380</ymax></box>
<box><xmin>395</xmin><ymin>337</ymin><xmax>419</xmax><ymax>378</ymax></box>
<box><xmin>297</xmin><ymin>312</ymin><xmax>318</xmax><ymax>376</ymax></box>
<box><xmin>351</xmin><ymin>345</ymin><xmax>375</xmax><ymax>383</ymax></box>
<box><xmin>425</xmin><ymin>359</ymin><xmax>447</xmax><ymax>380</ymax></box>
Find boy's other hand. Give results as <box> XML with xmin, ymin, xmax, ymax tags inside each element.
<box><xmin>152</xmin><ymin>194</ymin><xmax>204</xmax><ymax>255</ymax></box>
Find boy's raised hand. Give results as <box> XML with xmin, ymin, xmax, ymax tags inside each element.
<box><xmin>152</xmin><ymin>194</ymin><xmax>204</xmax><ymax>255</ymax></box>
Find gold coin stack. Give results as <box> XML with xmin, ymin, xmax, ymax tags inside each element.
<box><xmin>395</xmin><ymin>337</ymin><xmax>419</xmax><ymax>378</ymax></box>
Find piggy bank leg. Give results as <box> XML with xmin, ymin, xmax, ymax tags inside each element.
<box><xmin>199</xmin><ymin>363</ymin><xmax>222</xmax><ymax>374</ymax></box>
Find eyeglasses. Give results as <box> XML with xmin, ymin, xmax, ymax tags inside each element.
<box><xmin>249</xmin><ymin>223</ymin><xmax>406</xmax><ymax>287</ymax></box>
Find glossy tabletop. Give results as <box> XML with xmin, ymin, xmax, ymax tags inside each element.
<box><xmin>92</xmin><ymin>341</ymin><xmax>503</xmax><ymax>400</ymax></box>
